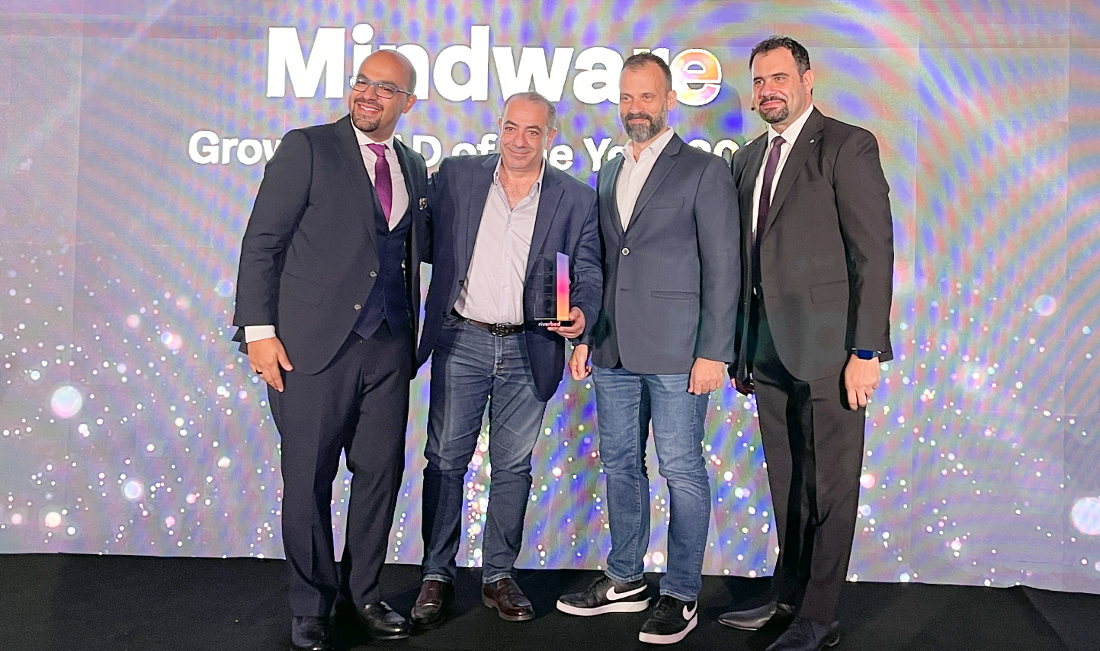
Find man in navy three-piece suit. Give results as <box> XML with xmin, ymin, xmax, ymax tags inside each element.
<box><xmin>233</xmin><ymin>50</ymin><xmax>427</xmax><ymax>651</ymax></box>
<box><xmin>411</xmin><ymin>91</ymin><xmax>602</xmax><ymax>628</ymax></box>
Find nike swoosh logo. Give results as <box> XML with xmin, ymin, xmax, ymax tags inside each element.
<box><xmin>683</xmin><ymin>603</ymin><xmax>697</xmax><ymax>620</ymax></box>
<box><xmin>606</xmin><ymin>584</ymin><xmax>646</xmax><ymax>600</ymax></box>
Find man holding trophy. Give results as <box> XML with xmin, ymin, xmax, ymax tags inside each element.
<box><xmin>413</xmin><ymin>91</ymin><xmax>603</xmax><ymax>628</ymax></box>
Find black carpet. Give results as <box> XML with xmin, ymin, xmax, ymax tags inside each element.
<box><xmin>0</xmin><ymin>554</ymin><xmax>1092</xmax><ymax>651</ymax></box>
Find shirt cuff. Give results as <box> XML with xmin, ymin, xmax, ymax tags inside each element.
<box><xmin>244</xmin><ymin>325</ymin><xmax>276</xmax><ymax>343</ymax></box>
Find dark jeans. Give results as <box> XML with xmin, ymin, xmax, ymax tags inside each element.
<box><xmin>421</xmin><ymin>316</ymin><xmax>548</xmax><ymax>584</ymax></box>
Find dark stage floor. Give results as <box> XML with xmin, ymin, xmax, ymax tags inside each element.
<box><xmin>0</xmin><ymin>554</ymin><xmax>1096</xmax><ymax>651</ymax></box>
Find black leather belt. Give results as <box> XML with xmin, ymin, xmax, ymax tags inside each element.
<box><xmin>452</xmin><ymin>310</ymin><xmax>524</xmax><ymax>336</ymax></box>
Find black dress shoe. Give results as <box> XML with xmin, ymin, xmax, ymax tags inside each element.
<box><xmin>411</xmin><ymin>579</ymin><xmax>454</xmax><ymax>629</ymax></box>
<box><xmin>718</xmin><ymin>601</ymin><xmax>795</xmax><ymax>630</ymax></box>
<box><xmin>291</xmin><ymin>616</ymin><xmax>333</xmax><ymax>651</ymax></box>
<box><xmin>356</xmin><ymin>601</ymin><xmax>410</xmax><ymax>640</ymax></box>
<box><xmin>765</xmin><ymin>616</ymin><xmax>840</xmax><ymax>651</ymax></box>
<box><xmin>481</xmin><ymin>577</ymin><xmax>535</xmax><ymax>621</ymax></box>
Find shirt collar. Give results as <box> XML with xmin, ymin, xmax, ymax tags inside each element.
<box><xmin>625</xmin><ymin>127</ymin><xmax>676</xmax><ymax>163</ymax></box>
<box><xmin>493</xmin><ymin>156</ymin><xmax>545</xmax><ymax>196</ymax></box>
<box><xmin>353</xmin><ymin>126</ymin><xmax>396</xmax><ymax>152</ymax></box>
<box><xmin>767</xmin><ymin>104</ymin><xmax>814</xmax><ymax>148</ymax></box>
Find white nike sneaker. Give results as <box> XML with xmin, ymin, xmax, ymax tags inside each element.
<box><xmin>638</xmin><ymin>595</ymin><xmax>698</xmax><ymax>645</ymax></box>
<box><xmin>556</xmin><ymin>574</ymin><xmax>650</xmax><ymax>616</ymax></box>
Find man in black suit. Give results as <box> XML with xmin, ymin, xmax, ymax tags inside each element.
<box><xmin>718</xmin><ymin>37</ymin><xmax>894</xmax><ymax>651</ymax></box>
<box><xmin>556</xmin><ymin>53</ymin><xmax>739</xmax><ymax>645</ymax></box>
<box><xmin>411</xmin><ymin>91</ymin><xmax>601</xmax><ymax>628</ymax></box>
<box><xmin>232</xmin><ymin>50</ymin><xmax>427</xmax><ymax>651</ymax></box>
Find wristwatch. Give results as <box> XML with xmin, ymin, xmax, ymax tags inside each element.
<box><xmin>853</xmin><ymin>349</ymin><xmax>878</xmax><ymax>360</ymax></box>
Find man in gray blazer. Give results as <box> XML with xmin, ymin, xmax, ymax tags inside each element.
<box><xmin>556</xmin><ymin>53</ymin><xmax>739</xmax><ymax>646</ymax></box>
<box><xmin>719</xmin><ymin>37</ymin><xmax>893</xmax><ymax>651</ymax></box>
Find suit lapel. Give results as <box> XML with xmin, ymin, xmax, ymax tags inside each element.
<box><xmin>764</xmin><ymin>108</ymin><xmax>824</xmax><ymax>238</ymax></box>
<box><xmin>628</xmin><ymin>133</ymin><xmax>681</xmax><ymax>228</ymax></box>
<box><xmin>392</xmin><ymin>137</ymin><xmax>416</xmax><ymax>220</ymax></box>
<box><xmin>525</xmin><ymin>167</ymin><xmax>563</xmax><ymax>279</ymax></box>
<box><xmin>335</xmin><ymin>116</ymin><xmax>379</xmax><ymax>251</ymax></box>
<box><xmin>738</xmin><ymin>135</ymin><xmax>767</xmax><ymax>245</ymax></box>
<box><xmin>461</xmin><ymin>155</ymin><xmax>498</xmax><ymax>275</ymax></box>
<box><xmin>600</xmin><ymin>154</ymin><xmax>625</xmax><ymax>237</ymax></box>
<box><xmin>739</xmin><ymin>136</ymin><xmax>766</xmax><ymax>217</ymax></box>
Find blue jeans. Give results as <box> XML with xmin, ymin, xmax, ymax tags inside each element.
<box><xmin>421</xmin><ymin>316</ymin><xmax>548</xmax><ymax>584</ymax></box>
<box><xmin>592</xmin><ymin>365</ymin><xmax>711</xmax><ymax>601</ymax></box>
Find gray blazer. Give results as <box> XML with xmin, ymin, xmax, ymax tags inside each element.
<box><xmin>588</xmin><ymin>133</ymin><xmax>740</xmax><ymax>375</ymax></box>
<box><xmin>730</xmin><ymin>108</ymin><xmax>894</xmax><ymax>382</ymax></box>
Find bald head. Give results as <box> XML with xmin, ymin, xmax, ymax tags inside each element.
<box><xmin>363</xmin><ymin>49</ymin><xmax>416</xmax><ymax>95</ymax></box>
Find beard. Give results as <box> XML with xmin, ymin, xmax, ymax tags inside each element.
<box><xmin>351</xmin><ymin>101</ymin><xmax>383</xmax><ymax>133</ymax></box>
<box><xmin>756</xmin><ymin>95</ymin><xmax>789</xmax><ymax>124</ymax></box>
<box><xmin>622</xmin><ymin>107</ymin><xmax>667</xmax><ymax>143</ymax></box>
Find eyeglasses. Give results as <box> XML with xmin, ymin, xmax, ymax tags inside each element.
<box><xmin>348</xmin><ymin>76</ymin><xmax>411</xmax><ymax>99</ymax></box>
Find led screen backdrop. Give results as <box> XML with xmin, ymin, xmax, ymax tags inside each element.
<box><xmin>2</xmin><ymin>0</ymin><xmax>1100</xmax><ymax>594</ymax></box>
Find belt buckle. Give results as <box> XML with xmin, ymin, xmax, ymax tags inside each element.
<box><xmin>490</xmin><ymin>323</ymin><xmax>509</xmax><ymax>337</ymax></box>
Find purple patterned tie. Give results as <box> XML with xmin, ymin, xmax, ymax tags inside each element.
<box><xmin>367</xmin><ymin>142</ymin><xmax>392</xmax><ymax>223</ymax></box>
<box><xmin>753</xmin><ymin>134</ymin><xmax>785</xmax><ymax>289</ymax></box>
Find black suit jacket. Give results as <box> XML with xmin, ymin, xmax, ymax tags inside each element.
<box><xmin>589</xmin><ymin>133</ymin><xmax>740</xmax><ymax>374</ymax></box>
<box><xmin>731</xmin><ymin>107</ymin><xmax>894</xmax><ymax>382</ymax></box>
<box><xmin>233</xmin><ymin>115</ymin><xmax>429</xmax><ymax>376</ymax></box>
<box><xmin>418</xmin><ymin>154</ymin><xmax>602</xmax><ymax>402</ymax></box>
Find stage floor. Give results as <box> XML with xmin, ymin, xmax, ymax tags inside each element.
<box><xmin>0</xmin><ymin>554</ymin><xmax>1094</xmax><ymax>650</ymax></box>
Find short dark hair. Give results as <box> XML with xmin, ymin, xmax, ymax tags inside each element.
<box><xmin>622</xmin><ymin>52</ymin><xmax>673</xmax><ymax>94</ymax></box>
<box><xmin>749</xmin><ymin>36</ymin><xmax>811</xmax><ymax>77</ymax></box>
<box><xmin>501</xmin><ymin>91</ymin><xmax>557</xmax><ymax>132</ymax></box>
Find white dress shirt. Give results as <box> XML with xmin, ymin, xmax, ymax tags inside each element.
<box><xmin>616</xmin><ymin>127</ymin><xmax>676</xmax><ymax>230</ymax></box>
<box><xmin>244</xmin><ymin>126</ymin><xmax>408</xmax><ymax>343</ymax></box>
<box><xmin>752</xmin><ymin>104</ymin><xmax>814</xmax><ymax>236</ymax></box>
<box><xmin>453</xmin><ymin>159</ymin><xmax>544</xmax><ymax>325</ymax></box>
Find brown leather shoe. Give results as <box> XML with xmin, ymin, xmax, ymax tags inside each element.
<box><xmin>481</xmin><ymin>577</ymin><xmax>535</xmax><ymax>621</ymax></box>
<box><xmin>411</xmin><ymin>579</ymin><xmax>453</xmax><ymax>629</ymax></box>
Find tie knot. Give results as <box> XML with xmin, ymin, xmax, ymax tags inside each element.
<box><xmin>772</xmin><ymin>134</ymin><xmax>785</xmax><ymax>147</ymax></box>
<box><xmin>367</xmin><ymin>142</ymin><xmax>387</xmax><ymax>156</ymax></box>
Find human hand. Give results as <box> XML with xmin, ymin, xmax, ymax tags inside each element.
<box><xmin>547</xmin><ymin>307</ymin><xmax>586</xmax><ymax>339</ymax></box>
<box><xmin>689</xmin><ymin>358</ymin><xmax>726</xmax><ymax>395</ymax></box>
<box><xmin>569</xmin><ymin>344</ymin><xmax>591</xmax><ymax>380</ymax></box>
<box><xmin>843</xmin><ymin>354</ymin><xmax>880</xmax><ymax>409</ymax></box>
<box><xmin>248</xmin><ymin>336</ymin><xmax>293</xmax><ymax>392</ymax></box>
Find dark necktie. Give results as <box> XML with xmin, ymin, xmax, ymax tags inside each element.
<box><xmin>753</xmin><ymin>134</ymin><xmax>785</xmax><ymax>289</ymax></box>
<box><xmin>367</xmin><ymin>142</ymin><xmax>392</xmax><ymax>223</ymax></box>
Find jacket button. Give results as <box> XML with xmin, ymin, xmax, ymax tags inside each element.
<box><xmin>369</xmin><ymin>271</ymin><xmax>377</xmax><ymax>278</ymax></box>
<box><xmin>354</xmin><ymin>304</ymin><xmax>362</xmax><ymax>310</ymax></box>
<box><xmin>621</xmin><ymin>247</ymin><xmax>630</xmax><ymax>255</ymax></box>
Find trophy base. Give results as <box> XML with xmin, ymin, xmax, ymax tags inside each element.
<box><xmin>536</xmin><ymin>320</ymin><xmax>574</xmax><ymax>328</ymax></box>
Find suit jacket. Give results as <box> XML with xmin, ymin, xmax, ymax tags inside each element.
<box><xmin>731</xmin><ymin>107</ymin><xmax>894</xmax><ymax>382</ymax></box>
<box><xmin>418</xmin><ymin>154</ymin><xmax>602</xmax><ymax>402</ymax></box>
<box><xmin>588</xmin><ymin>133</ymin><xmax>740</xmax><ymax>374</ymax></box>
<box><xmin>232</xmin><ymin>115</ymin><xmax>429</xmax><ymax>376</ymax></box>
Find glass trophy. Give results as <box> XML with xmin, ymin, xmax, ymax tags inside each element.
<box><xmin>534</xmin><ymin>252</ymin><xmax>572</xmax><ymax>327</ymax></box>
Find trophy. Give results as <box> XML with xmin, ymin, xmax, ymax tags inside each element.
<box><xmin>534</xmin><ymin>252</ymin><xmax>572</xmax><ymax>327</ymax></box>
